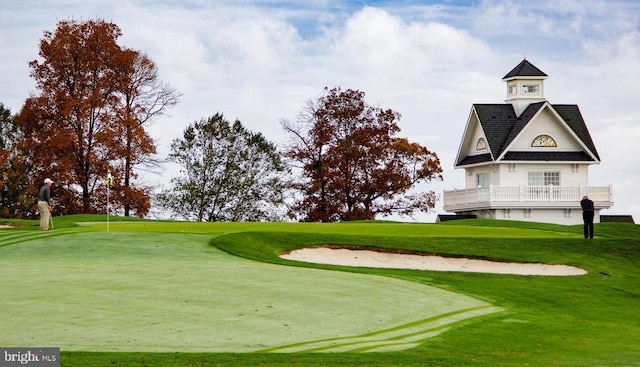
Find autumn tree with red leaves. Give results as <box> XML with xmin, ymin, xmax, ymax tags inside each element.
<box><xmin>0</xmin><ymin>103</ymin><xmax>35</xmax><ymax>218</ymax></box>
<box><xmin>15</xmin><ymin>19</ymin><xmax>177</xmax><ymax>216</ymax></box>
<box><xmin>112</xmin><ymin>50</ymin><xmax>179</xmax><ymax>216</ymax></box>
<box><xmin>282</xmin><ymin>87</ymin><xmax>443</xmax><ymax>222</ymax></box>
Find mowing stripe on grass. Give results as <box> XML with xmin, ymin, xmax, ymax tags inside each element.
<box><xmin>259</xmin><ymin>305</ymin><xmax>503</xmax><ymax>353</ymax></box>
<box><xmin>0</xmin><ymin>228</ymin><xmax>86</xmax><ymax>248</ymax></box>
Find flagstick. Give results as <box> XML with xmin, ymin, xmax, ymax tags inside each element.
<box><xmin>106</xmin><ymin>169</ymin><xmax>113</xmax><ymax>232</ymax></box>
<box><xmin>106</xmin><ymin>186</ymin><xmax>109</xmax><ymax>231</ymax></box>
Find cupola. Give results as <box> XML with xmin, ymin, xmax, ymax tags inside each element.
<box><xmin>503</xmin><ymin>59</ymin><xmax>548</xmax><ymax>116</ymax></box>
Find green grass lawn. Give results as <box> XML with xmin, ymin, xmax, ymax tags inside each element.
<box><xmin>1</xmin><ymin>215</ymin><xmax>639</xmax><ymax>366</ymax></box>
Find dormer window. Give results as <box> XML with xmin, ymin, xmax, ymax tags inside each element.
<box><xmin>476</xmin><ymin>137</ymin><xmax>487</xmax><ymax>151</ymax></box>
<box><xmin>531</xmin><ymin>134</ymin><xmax>557</xmax><ymax>147</ymax></box>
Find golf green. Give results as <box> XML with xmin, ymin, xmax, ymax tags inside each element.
<box><xmin>0</xmin><ymin>230</ymin><xmax>500</xmax><ymax>352</ymax></box>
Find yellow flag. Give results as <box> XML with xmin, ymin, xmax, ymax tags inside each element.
<box><xmin>106</xmin><ymin>170</ymin><xmax>113</xmax><ymax>186</ymax></box>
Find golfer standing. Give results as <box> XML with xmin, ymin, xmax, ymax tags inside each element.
<box><xmin>38</xmin><ymin>178</ymin><xmax>54</xmax><ymax>231</ymax></box>
<box><xmin>580</xmin><ymin>195</ymin><xmax>595</xmax><ymax>239</ymax></box>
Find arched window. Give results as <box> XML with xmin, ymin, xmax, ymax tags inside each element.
<box><xmin>476</xmin><ymin>137</ymin><xmax>487</xmax><ymax>151</ymax></box>
<box><xmin>531</xmin><ymin>134</ymin><xmax>557</xmax><ymax>147</ymax></box>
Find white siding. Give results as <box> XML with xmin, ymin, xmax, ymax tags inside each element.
<box><xmin>464</xmin><ymin>166</ymin><xmax>497</xmax><ymax>189</ymax></box>
<box><xmin>496</xmin><ymin>163</ymin><xmax>588</xmax><ymax>187</ymax></box>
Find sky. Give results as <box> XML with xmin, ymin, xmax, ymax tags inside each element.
<box><xmin>1</xmin><ymin>0</ymin><xmax>639</xmax><ymax>222</ymax></box>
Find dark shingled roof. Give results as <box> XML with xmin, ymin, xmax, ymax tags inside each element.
<box><xmin>470</xmin><ymin>104</ymin><xmax>520</xmax><ymax>160</ymax></box>
<box><xmin>552</xmin><ymin>105</ymin><xmax>600</xmax><ymax>160</ymax></box>
<box><xmin>500</xmin><ymin>102</ymin><xmax>546</xmax><ymax>154</ymax></box>
<box><xmin>456</xmin><ymin>103</ymin><xmax>599</xmax><ymax>167</ymax></box>
<box><xmin>502</xmin><ymin>151</ymin><xmax>595</xmax><ymax>161</ymax></box>
<box><xmin>503</xmin><ymin>59</ymin><xmax>548</xmax><ymax>79</ymax></box>
<box><xmin>600</xmin><ymin>215</ymin><xmax>635</xmax><ymax>224</ymax></box>
<box><xmin>457</xmin><ymin>153</ymin><xmax>493</xmax><ymax>166</ymax></box>
<box><xmin>436</xmin><ymin>214</ymin><xmax>477</xmax><ymax>223</ymax></box>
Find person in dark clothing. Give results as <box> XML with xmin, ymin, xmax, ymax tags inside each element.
<box><xmin>580</xmin><ymin>195</ymin><xmax>595</xmax><ymax>239</ymax></box>
<box><xmin>38</xmin><ymin>178</ymin><xmax>53</xmax><ymax>231</ymax></box>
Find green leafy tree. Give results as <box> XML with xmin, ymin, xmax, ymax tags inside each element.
<box><xmin>158</xmin><ymin>113</ymin><xmax>289</xmax><ymax>222</ymax></box>
<box><xmin>282</xmin><ymin>87</ymin><xmax>443</xmax><ymax>222</ymax></box>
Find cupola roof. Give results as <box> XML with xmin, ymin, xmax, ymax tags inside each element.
<box><xmin>503</xmin><ymin>59</ymin><xmax>548</xmax><ymax>80</ymax></box>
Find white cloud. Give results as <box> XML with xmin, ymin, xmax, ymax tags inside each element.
<box><xmin>2</xmin><ymin>0</ymin><xmax>639</xmax><ymax>222</ymax></box>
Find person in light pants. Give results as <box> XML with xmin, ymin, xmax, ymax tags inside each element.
<box><xmin>38</xmin><ymin>178</ymin><xmax>54</xmax><ymax>231</ymax></box>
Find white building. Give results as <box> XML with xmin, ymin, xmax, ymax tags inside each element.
<box><xmin>442</xmin><ymin>59</ymin><xmax>613</xmax><ymax>224</ymax></box>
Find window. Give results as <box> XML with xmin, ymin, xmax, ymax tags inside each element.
<box><xmin>531</xmin><ymin>134</ymin><xmax>557</xmax><ymax>147</ymax></box>
<box><xmin>528</xmin><ymin>171</ymin><xmax>559</xmax><ymax>186</ymax></box>
<box><xmin>521</xmin><ymin>84</ymin><xmax>540</xmax><ymax>94</ymax></box>
<box><xmin>476</xmin><ymin>172</ymin><xmax>490</xmax><ymax>188</ymax></box>
<box><xmin>508</xmin><ymin>85</ymin><xmax>517</xmax><ymax>95</ymax></box>
<box><xmin>476</xmin><ymin>137</ymin><xmax>487</xmax><ymax>151</ymax></box>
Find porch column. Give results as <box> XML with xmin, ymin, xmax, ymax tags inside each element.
<box><xmin>489</xmin><ymin>184</ymin><xmax>494</xmax><ymax>202</ymax></box>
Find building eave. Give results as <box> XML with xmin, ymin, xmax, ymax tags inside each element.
<box><xmin>502</xmin><ymin>75</ymin><xmax>547</xmax><ymax>82</ymax></box>
<box><xmin>497</xmin><ymin>160</ymin><xmax>600</xmax><ymax>165</ymax></box>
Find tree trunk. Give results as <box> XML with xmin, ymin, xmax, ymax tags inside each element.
<box><xmin>124</xmin><ymin>153</ymin><xmax>131</xmax><ymax>217</ymax></box>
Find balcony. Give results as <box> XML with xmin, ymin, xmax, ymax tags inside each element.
<box><xmin>443</xmin><ymin>185</ymin><xmax>613</xmax><ymax>212</ymax></box>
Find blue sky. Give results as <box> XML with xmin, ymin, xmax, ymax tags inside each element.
<box><xmin>1</xmin><ymin>0</ymin><xmax>639</xmax><ymax>221</ymax></box>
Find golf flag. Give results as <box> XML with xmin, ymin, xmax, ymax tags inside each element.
<box><xmin>106</xmin><ymin>170</ymin><xmax>113</xmax><ymax>186</ymax></box>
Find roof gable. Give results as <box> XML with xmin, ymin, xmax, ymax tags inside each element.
<box><xmin>498</xmin><ymin>103</ymin><xmax>600</xmax><ymax>162</ymax></box>
<box><xmin>453</xmin><ymin>108</ymin><xmax>493</xmax><ymax>166</ymax></box>
<box><xmin>552</xmin><ymin>105</ymin><xmax>600</xmax><ymax>161</ymax></box>
<box><xmin>455</xmin><ymin>103</ymin><xmax>600</xmax><ymax>167</ymax></box>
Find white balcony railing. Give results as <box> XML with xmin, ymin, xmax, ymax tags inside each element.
<box><xmin>443</xmin><ymin>185</ymin><xmax>613</xmax><ymax>212</ymax></box>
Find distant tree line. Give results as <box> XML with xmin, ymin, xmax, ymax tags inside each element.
<box><xmin>0</xmin><ymin>19</ymin><xmax>442</xmax><ymax>222</ymax></box>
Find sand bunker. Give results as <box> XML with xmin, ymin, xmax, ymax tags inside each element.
<box><xmin>281</xmin><ymin>247</ymin><xmax>587</xmax><ymax>276</ymax></box>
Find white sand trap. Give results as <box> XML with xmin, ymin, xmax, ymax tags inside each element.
<box><xmin>281</xmin><ymin>247</ymin><xmax>587</xmax><ymax>276</ymax></box>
